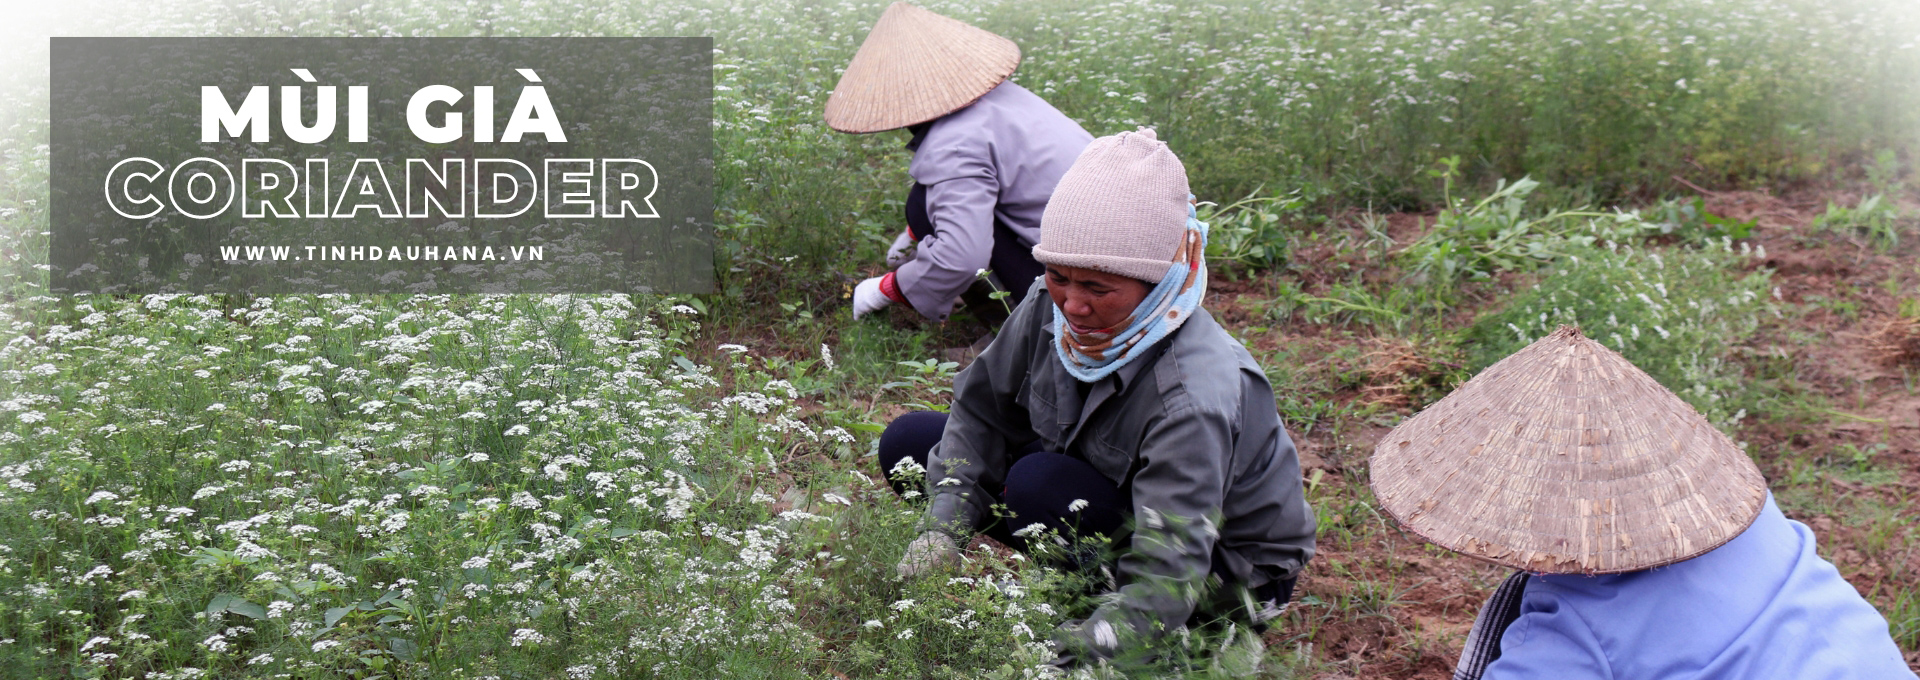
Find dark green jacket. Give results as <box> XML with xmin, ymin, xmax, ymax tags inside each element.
<box><xmin>924</xmin><ymin>280</ymin><xmax>1316</xmax><ymax>657</ymax></box>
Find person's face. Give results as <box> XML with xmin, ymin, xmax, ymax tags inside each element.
<box><xmin>1046</xmin><ymin>265</ymin><xmax>1151</xmax><ymax>334</ymax></box>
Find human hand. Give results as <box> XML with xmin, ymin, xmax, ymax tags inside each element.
<box><xmin>1048</xmin><ymin>616</ymin><xmax>1122</xmax><ymax>667</ymax></box>
<box><xmin>853</xmin><ymin>276</ymin><xmax>892</xmax><ymax>320</ymax></box>
<box><xmin>885</xmin><ymin>229</ymin><xmax>916</xmax><ymax>269</ymax></box>
<box><xmin>895</xmin><ymin>531</ymin><xmax>960</xmax><ymax>578</ymax></box>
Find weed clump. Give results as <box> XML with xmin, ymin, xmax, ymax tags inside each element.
<box><xmin>1465</xmin><ymin>240</ymin><xmax>1775</xmax><ymax>425</ymax></box>
<box><xmin>1810</xmin><ymin>194</ymin><xmax>1908</xmax><ymax>252</ymax></box>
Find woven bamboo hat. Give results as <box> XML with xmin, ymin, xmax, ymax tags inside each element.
<box><xmin>1370</xmin><ymin>326</ymin><xmax>1767</xmax><ymax>575</ymax></box>
<box><xmin>822</xmin><ymin>2</ymin><xmax>1021</xmax><ymax>134</ymax></box>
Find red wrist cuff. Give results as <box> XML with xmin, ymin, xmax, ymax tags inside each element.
<box><xmin>879</xmin><ymin>272</ymin><xmax>908</xmax><ymax>305</ymax></box>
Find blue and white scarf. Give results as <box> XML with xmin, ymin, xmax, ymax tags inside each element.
<box><xmin>1052</xmin><ymin>198</ymin><xmax>1209</xmax><ymax>382</ymax></box>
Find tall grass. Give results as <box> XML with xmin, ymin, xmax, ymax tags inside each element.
<box><xmin>1002</xmin><ymin>0</ymin><xmax>1920</xmax><ymax>205</ymax></box>
<box><xmin>3</xmin><ymin>0</ymin><xmax>1917</xmax><ymax>306</ymax></box>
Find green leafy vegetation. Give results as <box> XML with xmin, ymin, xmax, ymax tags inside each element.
<box><xmin>1203</xmin><ymin>190</ymin><xmax>1315</xmax><ymax>275</ymax></box>
<box><xmin>1464</xmin><ymin>240</ymin><xmax>1776</xmax><ymax>425</ymax></box>
<box><xmin>0</xmin><ymin>295</ymin><xmax>1082</xmax><ymax>678</ymax></box>
<box><xmin>1</xmin><ymin>0</ymin><xmax>1918</xmax><ymax>676</ymax></box>
<box><xmin>1811</xmin><ymin>194</ymin><xmax>1908</xmax><ymax>252</ymax></box>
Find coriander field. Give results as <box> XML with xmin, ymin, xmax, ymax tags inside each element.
<box><xmin>2</xmin><ymin>0</ymin><xmax>1919</xmax><ymax>678</ymax></box>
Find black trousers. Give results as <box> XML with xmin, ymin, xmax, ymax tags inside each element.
<box><xmin>878</xmin><ymin>410</ymin><xmax>1129</xmax><ymax>550</ymax></box>
<box><xmin>876</xmin><ymin>411</ymin><xmax>1296</xmax><ymax>630</ymax></box>
<box><xmin>905</xmin><ymin>183</ymin><xmax>1046</xmax><ymax>311</ymax></box>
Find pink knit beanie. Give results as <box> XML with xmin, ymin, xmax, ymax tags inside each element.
<box><xmin>1031</xmin><ymin>128</ymin><xmax>1192</xmax><ymax>283</ymax></box>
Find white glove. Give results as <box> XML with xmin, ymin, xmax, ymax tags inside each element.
<box><xmin>885</xmin><ymin>229</ymin><xmax>917</xmax><ymax>269</ymax></box>
<box><xmin>853</xmin><ymin>276</ymin><xmax>893</xmax><ymax>320</ymax></box>
<box><xmin>896</xmin><ymin>531</ymin><xmax>961</xmax><ymax>578</ymax></box>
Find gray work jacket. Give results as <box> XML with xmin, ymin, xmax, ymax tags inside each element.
<box><xmin>924</xmin><ymin>280</ymin><xmax>1317</xmax><ymax>655</ymax></box>
<box><xmin>898</xmin><ymin>81</ymin><xmax>1092</xmax><ymax>320</ymax></box>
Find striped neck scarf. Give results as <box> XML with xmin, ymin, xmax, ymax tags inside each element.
<box><xmin>1052</xmin><ymin>199</ymin><xmax>1209</xmax><ymax>382</ymax></box>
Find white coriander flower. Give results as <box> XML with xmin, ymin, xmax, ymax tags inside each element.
<box><xmin>510</xmin><ymin>628</ymin><xmax>547</xmax><ymax>646</ymax></box>
<box><xmin>200</xmin><ymin>634</ymin><xmax>228</xmax><ymax>653</ymax></box>
<box><xmin>1067</xmin><ymin>499</ymin><xmax>1089</xmax><ymax>513</ymax></box>
<box><xmin>888</xmin><ymin>457</ymin><xmax>925</xmax><ymax>477</ymax></box>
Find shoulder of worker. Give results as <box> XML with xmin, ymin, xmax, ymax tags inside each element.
<box><xmin>910</xmin><ymin>81</ymin><xmax>1086</xmax><ymax>181</ymax></box>
<box><xmin>1517</xmin><ymin>493</ymin><xmax>1914</xmax><ymax>678</ymax></box>
<box><xmin>1145</xmin><ymin>308</ymin><xmax>1266</xmax><ymax>418</ymax></box>
<box><xmin>922</xmin><ymin>80</ymin><xmax>1059</xmax><ymax>137</ymax></box>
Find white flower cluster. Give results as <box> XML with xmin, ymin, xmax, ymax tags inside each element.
<box><xmin>0</xmin><ymin>293</ymin><xmax>881</xmax><ymax>675</ymax></box>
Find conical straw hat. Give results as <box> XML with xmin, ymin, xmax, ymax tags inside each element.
<box><xmin>1370</xmin><ymin>326</ymin><xmax>1766</xmax><ymax>574</ymax></box>
<box><xmin>823</xmin><ymin>2</ymin><xmax>1021</xmax><ymax>134</ymax></box>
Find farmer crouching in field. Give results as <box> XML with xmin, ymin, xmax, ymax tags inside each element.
<box><xmin>875</xmin><ymin>129</ymin><xmax>1317</xmax><ymax>667</ymax></box>
<box><xmin>1370</xmin><ymin>327</ymin><xmax>1914</xmax><ymax>680</ymax></box>
<box><xmin>828</xmin><ymin>2</ymin><xmax>1093</xmax><ymax>324</ymax></box>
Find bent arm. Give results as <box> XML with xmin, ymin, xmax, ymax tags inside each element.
<box><xmin>923</xmin><ymin>283</ymin><xmax>1046</xmax><ymax>536</ymax></box>
<box><xmin>898</xmin><ymin>129</ymin><xmax>1001</xmax><ymax>321</ymax></box>
<box><xmin>1058</xmin><ymin>404</ymin><xmax>1231</xmax><ymax>661</ymax></box>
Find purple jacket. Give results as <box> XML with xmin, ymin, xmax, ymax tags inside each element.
<box><xmin>897</xmin><ymin>81</ymin><xmax>1091</xmax><ymax>320</ymax></box>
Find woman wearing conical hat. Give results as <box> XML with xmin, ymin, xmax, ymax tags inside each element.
<box><xmin>831</xmin><ymin>2</ymin><xmax>1093</xmax><ymax>323</ymax></box>
<box><xmin>876</xmin><ymin>129</ymin><xmax>1317</xmax><ymax>668</ymax></box>
<box><xmin>1372</xmin><ymin>327</ymin><xmax>1913</xmax><ymax>679</ymax></box>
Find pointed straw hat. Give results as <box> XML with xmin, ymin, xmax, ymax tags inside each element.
<box><xmin>823</xmin><ymin>2</ymin><xmax>1021</xmax><ymax>134</ymax></box>
<box><xmin>1370</xmin><ymin>326</ymin><xmax>1767</xmax><ymax>575</ymax></box>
